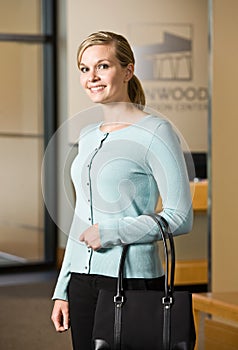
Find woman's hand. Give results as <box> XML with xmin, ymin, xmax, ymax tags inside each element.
<box><xmin>79</xmin><ymin>223</ymin><xmax>101</xmax><ymax>250</ymax></box>
<box><xmin>51</xmin><ymin>299</ymin><xmax>70</xmax><ymax>332</ymax></box>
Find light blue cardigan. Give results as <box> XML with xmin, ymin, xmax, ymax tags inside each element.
<box><xmin>53</xmin><ymin>115</ymin><xmax>193</xmax><ymax>300</ymax></box>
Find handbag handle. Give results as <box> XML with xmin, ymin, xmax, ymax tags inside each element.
<box><xmin>114</xmin><ymin>214</ymin><xmax>176</xmax><ymax>350</ymax></box>
<box><xmin>149</xmin><ymin>214</ymin><xmax>175</xmax><ymax>350</ymax></box>
<box><xmin>149</xmin><ymin>214</ymin><xmax>175</xmax><ymax>298</ymax></box>
<box><xmin>115</xmin><ymin>214</ymin><xmax>175</xmax><ymax>300</ymax></box>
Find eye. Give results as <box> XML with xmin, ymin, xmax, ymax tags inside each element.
<box><xmin>97</xmin><ymin>63</ymin><xmax>109</xmax><ymax>70</ymax></box>
<box><xmin>80</xmin><ymin>66</ymin><xmax>89</xmax><ymax>73</ymax></box>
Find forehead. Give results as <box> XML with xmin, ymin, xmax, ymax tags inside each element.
<box><xmin>79</xmin><ymin>44</ymin><xmax>117</xmax><ymax>65</ymax></box>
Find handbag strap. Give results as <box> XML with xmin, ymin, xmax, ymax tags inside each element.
<box><xmin>113</xmin><ymin>245</ymin><xmax>129</xmax><ymax>350</ymax></box>
<box><xmin>115</xmin><ymin>214</ymin><xmax>175</xmax><ymax>298</ymax></box>
<box><xmin>149</xmin><ymin>214</ymin><xmax>175</xmax><ymax>297</ymax></box>
<box><xmin>149</xmin><ymin>214</ymin><xmax>175</xmax><ymax>350</ymax></box>
<box><xmin>113</xmin><ymin>214</ymin><xmax>176</xmax><ymax>350</ymax></box>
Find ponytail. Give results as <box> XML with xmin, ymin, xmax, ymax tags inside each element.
<box><xmin>128</xmin><ymin>75</ymin><xmax>146</xmax><ymax>110</ymax></box>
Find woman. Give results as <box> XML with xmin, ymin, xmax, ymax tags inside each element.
<box><xmin>51</xmin><ymin>31</ymin><xmax>193</xmax><ymax>350</ymax></box>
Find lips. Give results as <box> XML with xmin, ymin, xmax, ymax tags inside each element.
<box><xmin>89</xmin><ymin>85</ymin><xmax>106</xmax><ymax>93</ymax></box>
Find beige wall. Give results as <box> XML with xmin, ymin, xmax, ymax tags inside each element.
<box><xmin>211</xmin><ymin>0</ymin><xmax>238</xmax><ymax>291</ymax></box>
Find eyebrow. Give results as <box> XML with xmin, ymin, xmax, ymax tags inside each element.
<box><xmin>79</xmin><ymin>58</ymin><xmax>112</xmax><ymax>67</ymax></box>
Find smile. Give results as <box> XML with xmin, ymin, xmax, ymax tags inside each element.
<box><xmin>89</xmin><ymin>85</ymin><xmax>106</xmax><ymax>93</ymax></box>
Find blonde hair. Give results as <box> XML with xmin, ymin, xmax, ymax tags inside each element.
<box><xmin>77</xmin><ymin>31</ymin><xmax>146</xmax><ymax>110</ymax></box>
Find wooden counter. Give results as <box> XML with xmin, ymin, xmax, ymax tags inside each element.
<box><xmin>192</xmin><ymin>292</ymin><xmax>238</xmax><ymax>349</ymax></box>
<box><xmin>191</xmin><ymin>180</ymin><xmax>208</xmax><ymax>211</ymax></box>
<box><xmin>156</xmin><ymin>180</ymin><xmax>208</xmax><ymax>212</ymax></box>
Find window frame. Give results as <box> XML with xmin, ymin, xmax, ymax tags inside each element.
<box><xmin>0</xmin><ymin>0</ymin><xmax>57</xmax><ymax>271</ymax></box>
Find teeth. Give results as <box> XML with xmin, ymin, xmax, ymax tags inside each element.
<box><xmin>90</xmin><ymin>86</ymin><xmax>105</xmax><ymax>92</ymax></box>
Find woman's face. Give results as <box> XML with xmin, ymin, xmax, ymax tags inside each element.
<box><xmin>78</xmin><ymin>44</ymin><xmax>133</xmax><ymax>104</ymax></box>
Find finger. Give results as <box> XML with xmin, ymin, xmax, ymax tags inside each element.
<box><xmin>79</xmin><ymin>233</ymin><xmax>85</xmax><ymax>242</ymax></box>
<box><xmin>91</xmin><ymin>241</ymin><xmax>101</xmax><ymax>251</ymax></box>
<box><xmin>54</xmin><ymin>320</ymin><xmax>68</xmax><ymax>332</ymax></box>
<box><xmin>62</xmin><ymin>311</ymin><xmax>70</xmax><ymax>330</ymax></box>
<box><xmin>52</xmin><ymin>315</ymin><xmax>65</xmax><ymax>332</ymax></box>
<box><xmin>57</xmin><ymin>325</ymin><xmax>68</xmax><ymax>332</ymax></box>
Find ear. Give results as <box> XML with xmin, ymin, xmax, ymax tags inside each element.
<box><xmin>124</xmin><ymin>63</ymin><xmax>134</xmax><ymax>82</ymax></box>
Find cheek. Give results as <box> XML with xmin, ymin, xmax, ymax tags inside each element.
<box><xmin>80</xmin><ymin>75</ymin><xmax>87</xmax><ymax>87</ymax></box>
<box><xmin>109</xmin><ymin>74</ymin><xmax>122</xmax><ymax>87</ymax></box>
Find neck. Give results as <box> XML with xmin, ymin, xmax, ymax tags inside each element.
<box><xmin>101</xmin><ymin>102</ymin><xmax>145</xmax><ymax>124</ymax></box>
<box><xmin>99</xmin><ymin>102</ymin><xmax>148</xmax><ymax>133</ymax></box>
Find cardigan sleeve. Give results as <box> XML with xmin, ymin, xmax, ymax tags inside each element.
<box><xmin>51</xmin><ymin>236</ymin><xmax>74</xmax><ymax>301</ymax></box>
<box><xmin>99</xmin><ymin>121</ymin><xmax>193</xmax><ymax>248</ymax></box>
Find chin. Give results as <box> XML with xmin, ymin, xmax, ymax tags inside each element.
<box><xmin>87</xmin><ymin>93</ymin><xmax>104</xmax><ymax>103</ymax></box>
<box><xmin>90</xmin><ymin>98</ymin><xmax>106</xmax><ymax>104</ymax></box>
<box><xmin>90</xmin><ymin>96</ymin><xmax>110</xmax><ymax>105</ymax></box>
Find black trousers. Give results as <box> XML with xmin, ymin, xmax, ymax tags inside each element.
<box><xmin>67</xmin><ymin>273</ymin><xmax>165</xmax><ymax>350</ymax></box>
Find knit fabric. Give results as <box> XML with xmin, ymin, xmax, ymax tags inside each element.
<box><xmin>53</xmin><ymin>115</ymin><xmax>193</xmax><ymax>301</ymax></box>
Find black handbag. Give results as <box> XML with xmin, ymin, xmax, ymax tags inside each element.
<box><xmin>92</xmin><ymin>214</ymin><xmax>196</xmax><ymax>350</ymax></box>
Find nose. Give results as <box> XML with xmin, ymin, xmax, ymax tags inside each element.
<box><xmin>88</xmin><ymin>69</ymin><xmax>100</xmax><ymax>82</ymax></box>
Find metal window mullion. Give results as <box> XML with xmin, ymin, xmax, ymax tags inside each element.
<box><xmin>42</xmin><ymin>0</ymin><xmax>58</xmax><ymax>263</ymax></box>
<box><xmin>0</xmin><ymin>33</ymin><xmax>50</xmax><ymax>43</ymax></box>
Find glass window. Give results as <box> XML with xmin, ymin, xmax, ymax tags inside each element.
<box><xmin>0</xmin><ymin>0</ymin><xmax>56</xmax><ymax>268</ymax></box>
<box><xmin>0</xmin><ymin>0</ymin><xmax>42</xmax><ymax>34</ymax></box>
<box><xmin>0</xmin><ymin>137</ymin><xmax>44</xmax><ymax>263</ymax></box>
<box><xmin>0</xmin><ymin>42</ymin><xmax>43</xmax><ymax>135</ymax></box>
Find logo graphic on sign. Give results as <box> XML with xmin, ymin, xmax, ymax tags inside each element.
<box><xmin>133</xmin><ymin>29</ymin><xmax>192</xmax><ymax>81</ymax></box>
